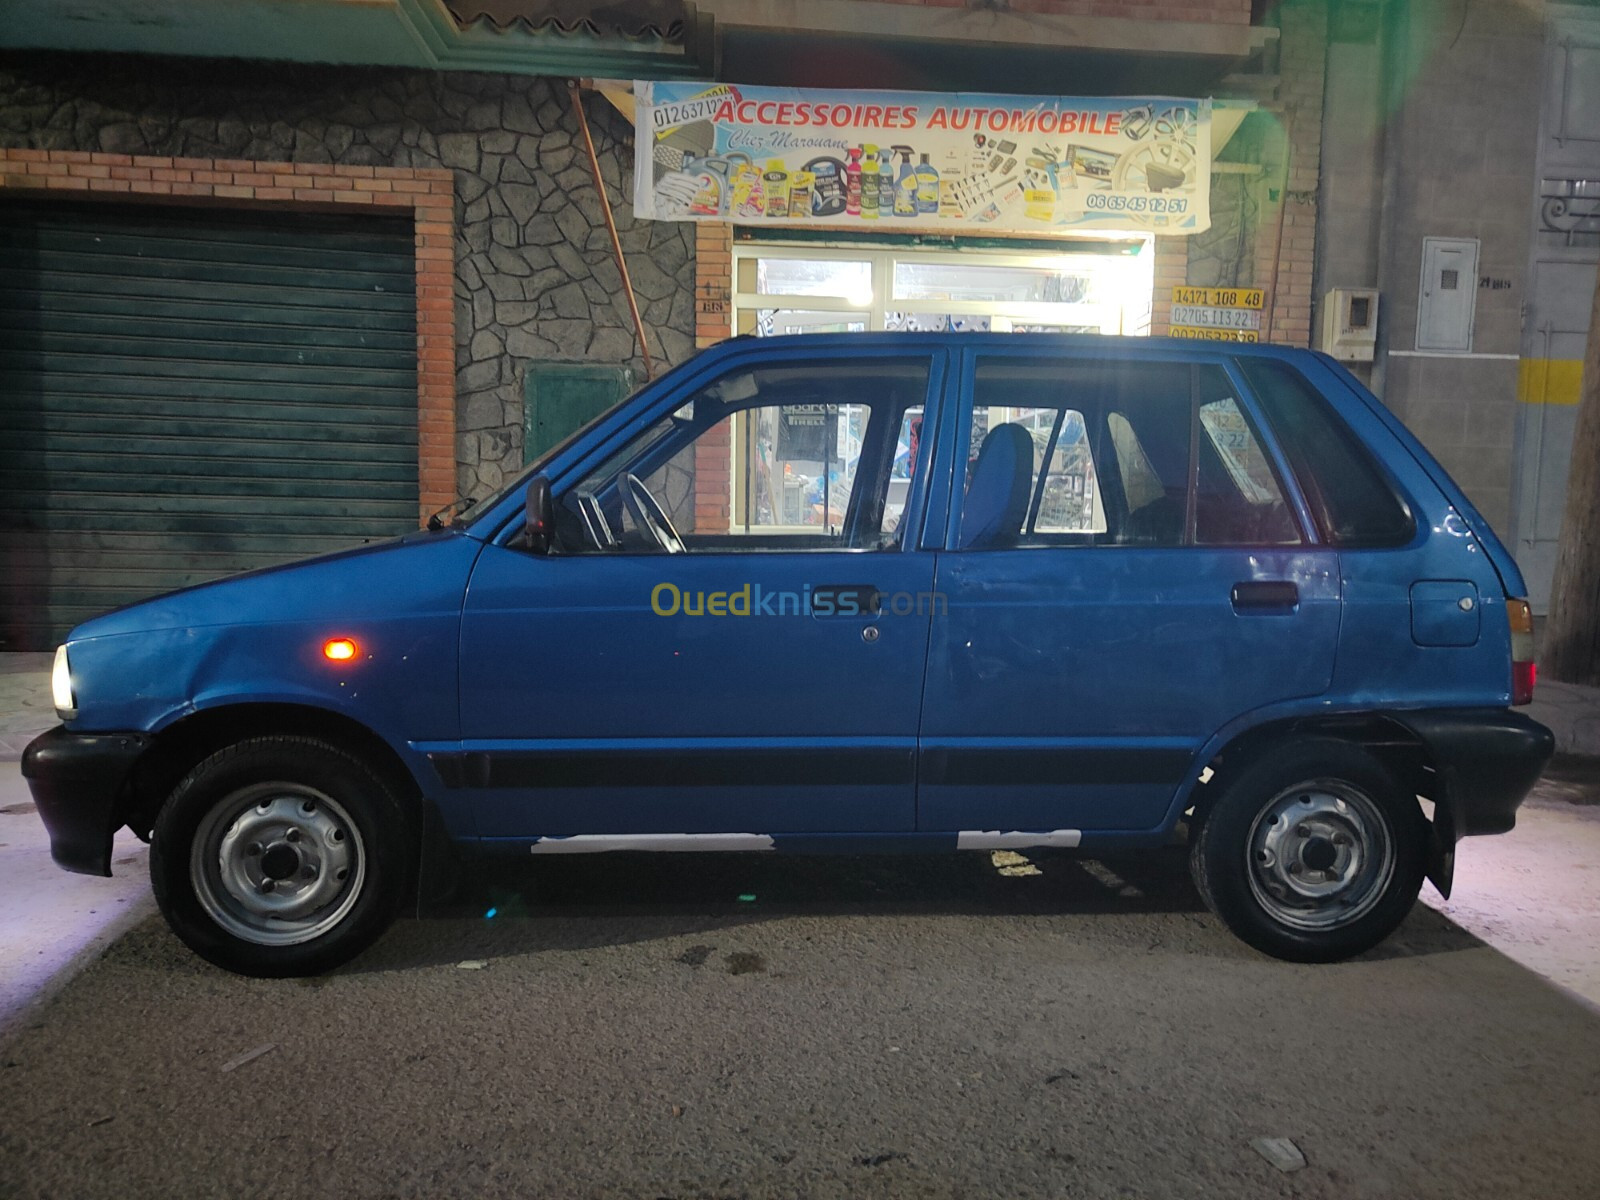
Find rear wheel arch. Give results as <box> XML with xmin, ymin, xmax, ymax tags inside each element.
<box><xmin>1188</xmin><ymin>714</ymin><xmax>1440</xmax><ymax>829</ymax></box>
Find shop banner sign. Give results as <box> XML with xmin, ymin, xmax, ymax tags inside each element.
<box><xmin>633</xmin><ymin>82</ymin><xmax>1211</xmax><ymax>235</ymax></box>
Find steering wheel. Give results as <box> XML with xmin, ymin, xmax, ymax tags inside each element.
<box><xmin>620</xmin><ymin>473</ymin><xmax>686</xmax><ymax>554</ymax></box>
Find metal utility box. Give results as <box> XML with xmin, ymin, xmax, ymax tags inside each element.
<box><xmin>524</xmin><ymin>363</ymin><xmax>637</xmax><ymax>463</ymax></box>
<box><xmin>1321</xmin><ymin>287</ymin><xmax>1380</xmax><ymax>362</ymax></box>
<box><xmin>1416</xmin><ymin>237</ymin><xmax>1479</xmax><ymax>352</ymax></box>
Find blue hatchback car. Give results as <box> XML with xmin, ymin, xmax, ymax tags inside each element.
<box><xmin>24</xmin><ymin>334</ymin><xmax>1553</xmax><ymax>975</ymax></box>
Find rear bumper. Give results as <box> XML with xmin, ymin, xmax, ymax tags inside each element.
<box><xmin>20</xmin><ymin>726</ymin><xmax>149</xmax><ymax>876</ymax></box>
<box><xmin>1391</xmin><ymin>708</ymin><xmax>1554</xmax><ymax>837</ymax></box>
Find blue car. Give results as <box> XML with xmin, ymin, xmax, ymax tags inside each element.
<box><xmin>23</xmin><ymin>334</ymin><xmax>1553</xmax><ymax>975</ymax></box>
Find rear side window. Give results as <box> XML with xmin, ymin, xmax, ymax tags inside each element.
<box><xmin>1237</xmin><ymin>359</ymin><xmax>1414</xmax><ymax>547</ymax></box>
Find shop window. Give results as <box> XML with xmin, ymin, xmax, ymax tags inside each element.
<box><xmin>892</xmin><ymin>261</ymin><xmax>1095</xmax><ymax>305</ymax></box>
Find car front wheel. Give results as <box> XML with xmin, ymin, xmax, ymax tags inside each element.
<box><xmin>150</xmin><ymin>736</ymin><xmax>412</xmax><ymax>977</ymax></box>
<box><xmin>1192</xmin><ymin>738</ymin><xmax>1427</xmax><ymax>963</ymax></box>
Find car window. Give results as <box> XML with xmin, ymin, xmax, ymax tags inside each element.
<box><xmin>1235</xmin><ymin>358</ymin><xmax>1413</xmax><ymax>546</ymax></box>
<box><xmin>1107</xmin><ymin>412</ymin><xmax>1164</xmax><ymax>514</ymax></box>
<box><xmin>1194</xmin><ymin>371</ymin><xmax>1301</xmax><ymax>546</ymax></box>
<box><xmin>958</xmin><ymin>357</ymin><xmax>1301</xmax><ymax>549</ymax></box>
<box><xmin>556</xmin><ymin>357</ymin><xmax>931</xmax><ymax>553</ymax></box>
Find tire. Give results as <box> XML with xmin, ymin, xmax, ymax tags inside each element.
<box><xmin>150</xmin><ymin>736</ymin><xmax>413</xmax><ymax>977</ymax></box>
<box><xmin>1191</xmin><ymin>738</ymin><xmax>1427</xmax><ymax>963</ymax></box>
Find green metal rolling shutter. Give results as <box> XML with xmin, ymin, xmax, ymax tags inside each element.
<box><xmin>0</xmin><ymin>200</ymin><xmax>419</xmax><ymax>650</ymax></box>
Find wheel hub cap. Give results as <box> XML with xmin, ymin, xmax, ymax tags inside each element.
<box><xmin>1246</xmin><ymin>781</ymin><xmax>1396</xmax><ymax>932</ymax></box>
<box><xmin>190</xmin><ymin>784</ymin><xmax>365</xmax><ymax>947</ymax></box>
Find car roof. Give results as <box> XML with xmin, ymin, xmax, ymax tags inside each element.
<box><xmin>704</xmin><ymin>331</ymin><xmax>1313</xmax><ymax>361</ymax></box>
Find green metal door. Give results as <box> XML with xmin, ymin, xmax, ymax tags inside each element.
<box><xmin>0</xmin><ymin>200</ymin><xmax>419</xmax><ymax>650</ymax></box>
<box><xmin>523</xmin><ymin>362</ymin><xmax>636</xmax><ymax>463</ymax></box>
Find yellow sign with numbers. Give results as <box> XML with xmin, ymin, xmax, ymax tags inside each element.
<box><xmin>1172</xmin><ymin>286</ymin><xmax>1265</xmax><ymax>309</ymax></box>
<box><xmin>1169</xmin><ymin>326</ymin><xmax>1261</xmax><ymax>342</ymax></box>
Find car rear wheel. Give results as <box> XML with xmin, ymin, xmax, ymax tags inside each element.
<box><xmin>1192</xmin><ymin>738</ymin><xmax>1427</xmax><ymax>963</ymax></box>
<box><xmin>150</xmin><ymin>736</ymin><xmax>412</xmax><ymax>977</ymax></box>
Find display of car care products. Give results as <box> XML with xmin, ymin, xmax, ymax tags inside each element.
<box><xmin>914</xmin><ymin>152</ymin><xmax>940</xmax><ymax>216</ymax></box>
<box><xmin>888</xmin><ymin>146</ymin><xmax>914</xmax><ymax>217</ymax></box>
<box><xmin>878</xmin><ymin>152</ymin><xmax>895</xmax><ymax>219</ymax></box>
<box><xmin>731</xmin><ymin>161</ymin><xmax>763</xmax><ymax>217</ymax></box>
<box><xmin>787</xmin><ymin>169</ymin><xmax>814</xmax><ymax>218</ymax></box>
<box><xmin>938</xmin><ymin>147</ymin><xmax>964</xmax><ymax>218</ymax></box>
<box><xmin>860</xmin><ymin>146</ymin><xmax>879</xmax><ymax>219</ymax></box>
<box><xmin>845</xmin><ymin>147</ymin><xmax>862</xmax><ymax>216</ymax></box>
<box><xmin>762</xmin><ymin>160</ymin><xmax>790</xmax><ymax>218</ymax></box>
<box><xmin>804</xmin><ymin>157</ymin><xmax>848</xmax><ymax>218</ymax></box>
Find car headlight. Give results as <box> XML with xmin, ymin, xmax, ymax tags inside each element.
<box><xmin>52</xmin><ymin>644</ymin><xmax>77</xmax><ymax>720</ymax></box>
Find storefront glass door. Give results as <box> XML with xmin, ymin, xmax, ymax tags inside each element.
<box><xmin>732</xmin><ymin>242</ymin><xmax>1154</xmax><ymax>340</ymax></box>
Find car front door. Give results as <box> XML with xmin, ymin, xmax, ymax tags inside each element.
<box><xmin>456</xmin><ymin>347</ymin><xmax>945</xmax><ymax>844</ymax></box>
<box><xmin>917</xmin><ymin>345</ymin><xmax>1342</xmax><ymax>837</ymax></box>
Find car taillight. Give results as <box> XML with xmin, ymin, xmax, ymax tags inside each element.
<box><xmin>1508</xmin><ymin>598</ymin><xmax>1535</xmax><ymax>705</ymax></box>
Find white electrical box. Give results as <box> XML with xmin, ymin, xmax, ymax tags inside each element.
<box><xmin>1322</xmin><ymin>287</ymin><xmax>1380</xmax><ymax>362</ymax></box>
<box><xmin>1416</xmin><ymin>236</ymin><xmax>1479</xmax><ymax>352</ymax></box>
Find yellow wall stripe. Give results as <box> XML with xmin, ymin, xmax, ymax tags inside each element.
<box><xmin>1519</xmin><ymin>358</ymin><xmax>1586</xmax><ymax>406</ymax></box>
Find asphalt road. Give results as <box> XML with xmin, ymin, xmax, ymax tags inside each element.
<box><xmin>4</xmin><ymin>838</ymin><xmax>1600</xmax><ymax>1200</ymax></box>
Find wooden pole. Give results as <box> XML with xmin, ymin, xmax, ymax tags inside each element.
<box><xmin>568</xmin><ymin>79</ymin><xmax>655</xmax><ymax>380</ymax></box>
<box><xmin>1540</xmin><ymin>267</ymin><xmax>1600</xmax><ymax>683</ymax></box>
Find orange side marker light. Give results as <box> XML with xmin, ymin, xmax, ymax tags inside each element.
<box><xmin>323</xmin><ymin>638</ymin><xmax>359</xmax><ymax>662</ymax></box>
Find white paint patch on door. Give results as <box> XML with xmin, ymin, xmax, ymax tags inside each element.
<box><xmin>529</xmin><ymin>833</ymin><xmax>777</xmax><ymax>854</ymax></box>
<box><xmin>956</xmin><ymin>830</ymin><xmax>1083</xmax><ymax>850</ymax></box>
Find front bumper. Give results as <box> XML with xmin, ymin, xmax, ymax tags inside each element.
<box><xmin>21</xmin><ymin>726</ymin><xmax>149</xmax><ymax>876</ymax></box>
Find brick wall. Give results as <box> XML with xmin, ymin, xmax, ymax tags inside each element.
<box><xmin>1261</xmin><ymin>0</ymin><xmax>1326</xmax><ymax>346</ymax></box>
<box><xmin>693</xmin><ymin>224</ymin><xmax>735</xmax><ymax>530</ymax></box>
<box><xmin>1149</xmin><ymin>237</ymin><xmax>1190</xmax><ymax>336</ymax></box>
<box><xmin>864</xmin><ymin>0</ymin><xmax>1252</xmax><ymax>23</ymax></box>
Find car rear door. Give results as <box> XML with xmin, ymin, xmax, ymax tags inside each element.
<box><xmin>917</xmin><ymin>343</ymin><xmax>1342</xmax><ymax>837</ymax></box>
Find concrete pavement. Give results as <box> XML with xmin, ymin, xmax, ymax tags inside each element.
<box><xmin>4</xmin><ymin>837</ymin><xmax>1600</xmax><ymax>1199</ymax></box>
<box><xmin>2</xmin><ymin>665</ymin><xmax>1599</xmax><ymax>1196</ymax></box>
<box><xmin>0</xmin><ymin>764</ymin><xmax>153</xmax><ymax>1030</ymax></box>
<box><xmin>0</xmin><ymin>653</ymin><xmax>53</xmax><ymax>760</ymax></box>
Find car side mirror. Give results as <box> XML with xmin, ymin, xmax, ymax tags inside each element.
<box><xmin>522</xmin><ymin>475</ymin><xmax>554</xmax><ymax>554</ymax></box>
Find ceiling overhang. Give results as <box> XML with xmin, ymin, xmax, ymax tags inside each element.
<box><xmin>0</xmin><ymin>0</ymin><xmax>1276</xmax><ymax>132</ymax></box>
<box><xmin>0</xmin><ymin>0</ymin><xmax>717</xmax><ymax>79</ymax></box>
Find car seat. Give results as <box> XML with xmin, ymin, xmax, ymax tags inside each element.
<box><xmin>958</xmin><ymin>423</ymin><xmax>1034</xmax><ymax>549</ymax></box>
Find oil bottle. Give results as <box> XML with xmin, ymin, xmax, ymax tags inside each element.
<box><xmin>893</xmin><ymin>146</ymin><xmax>918</xmax><ymax>218</ymax></box>
<box><xmin>914</xmin><ymin>152</ymin><xmax>940</xmax><ymax>216</ymax></box>
<box><xmin>845</xmin><ymin>146</ymin><xmax>862</xmax><ymax>216</ymax></box>
<box><xmin>762</xmin><ymin>159</ymin><xmax>790</xmax><ymax>219</ymax></box>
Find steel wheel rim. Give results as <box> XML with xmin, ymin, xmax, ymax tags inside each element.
<box><xmin>1245</xmin><ymin>779</ymin><xmax>1395</xmax><ymax>932</ymax></box>
<box><xmin>190</xmin><ymin>782</ymin><xmax>366</xmax><ymax>947</ymax></box>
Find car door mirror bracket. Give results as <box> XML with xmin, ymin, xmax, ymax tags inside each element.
<box><xmin>517</xmin><ymin>475</ymin><xmax>555</xmax><ymax>554</ymax></box>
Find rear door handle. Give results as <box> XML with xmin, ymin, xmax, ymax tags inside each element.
<box><xmin>1231</xmin><ymin>581</ymin><xmax>1299</xmax><ymax>611</ymax></box>
<box><xmin>812</xmin><ymin>583</ymin><xmax>882</xmax><ymax>618</ymax></box>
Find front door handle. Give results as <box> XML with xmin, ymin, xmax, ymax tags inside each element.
<box><xmin>812</xmin><ymin>583</ymin><xmax>882</xmax><ymax>618</ymax></box>
<box><xmin>1231</xmin><ymin>581</ymin><xmax>1299</xmax><ymax>612</ymax></box>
